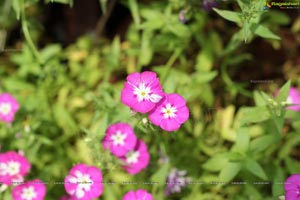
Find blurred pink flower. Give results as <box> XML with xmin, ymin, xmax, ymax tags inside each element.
<box><xmin>284</xmin><ymin>174</ymin><xmax>300</xmax><ymax>200</ymax></box>
<box><xmin>102</xmin><ymin>123</ymin><xmax>137</xmax><ymax>157</ymax></box>
<box><xmin>149</xmin><ymin>93</ymin><xmax>189</xmax><ymax>131</ymax></box>
<box><xmin>119</xmin><ymin>140</ymin><xmax>150</xmax><ymax>175</ymax></box>
<box><xmin>12</xmin><ymin>179</ymin><xmax>46</xmax><ymax>200</ymax></box>
<box><xmin>0</xmin><ymin>93</ymin><xmax>19</xmax><ymax>123</ymax></box>
<box><xmin>275</xmin><ymin>87</ymin><xmax>300</xmax><ymax>111</ymax></box>
<box><xmin>0</xmin><ymin>151</ymin><xmax>31</xmax><ymax>185</ymax></box>
<box><xmin>121</xmin><ymin>71</ymin><xmax>164</xmax><ymax>113</ymax></box>
<box><xmin>122</xmin><ymin>189</ymin><xmax>153</xmax><ymax>200</ymax></box>
<box><xmin>64</xmin><ymin>164</ymin><xmax>103</xmax><ymax>200</ymax></box>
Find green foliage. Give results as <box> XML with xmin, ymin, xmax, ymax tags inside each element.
<box><xmin>0</xmin><ymin>0</ymin><xmax>297</xmax><ymax>199</ymax></box>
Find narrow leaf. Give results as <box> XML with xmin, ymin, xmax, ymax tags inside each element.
<box><xmin>251</xmin><ymin>24</ymin><xmax>281</xmax><ymax>40</ymax></box>
<box><xmin>275</xmin><ymin>80</ymin><xmax>291</xmax><ymax>103</ymax></box>
<box><xmin>239</xmin><ymin>106</ymin><xmax>271</xmax><ymax>125</ymax></box>
<box><xmin>245</xmin><ymin>158</ymin><xmax>267</xmax><ymax>180</ymax></box>
<box><xmin>219</xmin><ymin>162</ymin><xmax>241</xmax><ymax>182</ymax></box>
<box><xmin>213</xmin><ymin>8</ymin><xmax>242</xmax><ymax>25</ymax></box>
<box><xmin>235</xmin><ymin>128</ymin><xmax>249</xmax><ymax>153</ymax></box>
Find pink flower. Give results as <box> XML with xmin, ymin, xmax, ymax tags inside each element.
<box><xmin>64</xmin><ymin>164</ymin><xmax>103</xmax><ymax>200</ymax></box>
<box><xmin>149</xmin><ymin>93</ymin><xmax>189</xmax><ymax>132</ymax></box>
<box><xmin>12</xmin><ymin>179</ymin><xmax>46</xmax><ymax>200</ymax></box>
<box><xmin>284</xmin><ymin>174</ymin><xmax>300</xmax><ymax>200</ymax></box>
<box><xmin>121</xmin><ymin>71</ymin><xmax>164</xmax><ymax>113</ymax></box>
<box><xmin>275</xmin><ymin>87</ymin><xmax>300</xmax><ymax>111</ymax></box>
<box><xmin>122</xmin><ymin>189</ymin><xmax>153</xmax><ymax>200</ymax></box>
<box><xmin>0</xmin><ymin>151</ymin><xmax>31</xmax><ymax>185</ymax></box>
<box><xmin>102</xmin><ymin>123</ymin><xmax>137</xmax><ymax>157</ymax></box>
<box><xmin>118</xmin><ymin>140</ymin><xmax>150</xmax><ymax>175</ymax></box>
<box><xmin>0</xmin><ymin>93</ymin><xmax>19</xmax><ymax>123</ymax></box>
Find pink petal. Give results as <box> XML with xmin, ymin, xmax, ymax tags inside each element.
<box><xmin>168</xmin><ymin>94</ymin><xmax>187</xmax><ymax>107</ymax></box>
<box><xmin>123</xmin><ymin>191</ymin><xmax>136</xmax><ymax>200</ymax></box>
<box><xmin>121</xmin><ymin>84</ymin><xmax>136</xmax><ymax>108</ymax></box>
<box><xmin>126</xmin><ymin>72</ymin><xmax>141</xmax><ymax>86</ymax></box>
<box><xmin>148</xmin><ymin>107</ymin><xmax>164</xmax><ymax>126</ymax></box>
<box><xmin>133</xmin><ymin>100</ymin><xmax>155</xmax><ymax>114</ymax></box>
<box><xmin>160</xmin><ymin>119</ymin><xmax>181</xmax><ymax>132</ymax></box>
<box><xmin>140</xmin><ymin>71</ymin><xmax>157</xmax><ymax>85</ymax></box>
<box><xmin>175</xmin><ymin>106</ymin><xmax>189</xmax><ymax>124</ymax></box>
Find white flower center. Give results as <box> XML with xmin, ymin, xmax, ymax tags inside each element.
<box><xmin>133</xmin><ymin>83</ymin><xmax>151</xmax><ymax>102</ymax></box>
<box><xmin>21</xmin><ymin>186</ymin><xmax>37</xmax><ymax>200</ymax></box>
<box><xmin>111</xmin><ymin>131</ymin><xmax>127</xmax><ymax>146</ymax></box>
<box><xmin>126</xmin><ymin>151</ymin><xmax>140</xmax><ymax>164</ymax></box>
<box><xmin>131</xmin><ymin>83</ymin><xmax>162</xmax><ymax>103</ymax></box>
<box><xmin>69</xmin><ymin>170</ymin><xmax>93</xmax><ymax>199</ymax></box>
<box><xmin>0</xmin><ymin>103</ymin><xmax>11</xmax><ymax>115</ymax></box>
<box><xmin>7</xmin><ymin>161</ymin><xmax>20</xmax><ymax>176</ymax></box>
<box><xmin>161</xmin><ymin>103</ymin><xmax>177</xmax><ymax>118</ymax></box>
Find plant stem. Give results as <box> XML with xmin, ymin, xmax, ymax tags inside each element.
<box><xmin>20</xmin><ymin>0</ymin><xmax>44</xmax><ymax>65</ymax></box>
<box><xmin>161</xmin><ymin>48</ymin><xmax>182</xmax><ymax>85</ymax></box>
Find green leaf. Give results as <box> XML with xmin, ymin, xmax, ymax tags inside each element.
<box><xmin>285</xmin><ymin>157</ymin><xmax>300</xmax><ymax>174</ymax></box>
<box><xmin>139</xmin><ymin>31</ymin><xmax>153</xmax><ymax>66</ymax></box>
<box><xmin>272</xmin><ymin>166</ymin><xmax>285</xmax><ymax>197</ymax></box>
<box><xmin>250</xmin><ymin>135</ymin><xmax>278</xmax><ymax>153</ymax></box>
<box><xmin>245</xmin><ymin>158</ymin><xmax>267</xmax><ymax>180</ymax></box>
<box><xmin>254</xmin><ymin>91</ymin><xmax>268</xmax><ymax>106</ymax></box>
<box><xmin>202</xmin><ymin>153</ymin><xmax>230</xmax><ymax>172</ymax></box>
<box><xmin>46</xmin><ymin>0</ymin><xmax>72</xmax><ymax>4</ymax></box>
<box><xmin>251</xmin><ymin>24</ymin><xmax>281</xmax><ymax>40</ymax></box>
<box><xmin>193</xmin><ymin>71</ymin><xmax>218</xmax><ymax>84</ymax></box>
<box><xmin>128</xmin><ymin>0</ymin><xmax>140</xmax><ymax>26</ymax></box>
<box><xmin>99</xmin><ymin>0</ymin><xmax>108</xmax><ymax>13</ymax></box>
<box><xmin>213</xmin><ymin>8</ymin><xmax>242</xmax><ymax>25</ymax></box>
<box><xmin>267</xmin><ymin>10</ymin><xmax>290</xmax><ymax>25</ymax></box>
<box><xmin>219</xmin><ymin>162</ymin><xmax>241</xmax><ymax>182</ymax></box>
<box><xmin>41</xmin><ymin>44</ymin><xmax>62</xmax><ymax>62</ymax></box>
<box><xmin>196</xmin><ymin>46</ymin><xmax>213</xmax><ymax>71</ymax></box>
<box><xmin>239</xmin><ymin>106</ymin><xmax>271</xmax><ymax>125</ymax></box>
<box><xmin>275</xmin><ymin>80</ymin><xmax>291</xmax><ymax>103</ymax></box>
<box><xmin>150</xmin><ymin>163</ymin><xmax>170</xmax><ymax>185</ymax></box>
<box><xmin>235</xmin><ymin>128</ymin><xmax>249</xmax><ymax>153</ymax></box>
<box><xmin>12</xmin><ymin>0</ymin><xmax>20</xmax><ymax>20</ymax></box>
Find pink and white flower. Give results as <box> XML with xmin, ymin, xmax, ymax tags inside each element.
<box><xmin>64</xmin><ymin>164</ymin><xmax>103</xmax><ymax>200</ymax></box>
<box><xmin>12</xmin><ymin>179</ymin><xmax>46</xmax><ymax>200</ymax></box>
<box><xmin>118</xmin><ymin>140</ymin><xmax>150</xmax><ymax>175</ymax></box>
<box><xmin>102</xmin><ymin>123</ymin><xmax>137</xmax><ymax>157</ymax></box>
<box><xmin>0</xmin><ymin>151</ymin><xmax>31</xmax><ymax>185</ymax></box>
<box><xmin>0</xmin><ymin>93</ymin><xmax>19</xmax><ymax>123</ymax></box>
<box><xmin>121</xmin><ymin>71</ymin><xmax>164</xmax><ymax>113</ymax></box>
<box><xmin>122</xmin><ymin>189</ymin><xmax>153</xmax><ymax>200</ymax></box>
<box><xmin>149</xmin><ymin>93</ymin><xmax>189</xmax><ymax>132</ymax></box>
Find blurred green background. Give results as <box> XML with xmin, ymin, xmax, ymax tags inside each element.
<box><xmin>0</xmin><ymin>0</ymin><xmax>300</xmax><ymax>199</ymax></box>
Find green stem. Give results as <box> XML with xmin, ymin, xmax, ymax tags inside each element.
<box><xmin>20</xmin><ymin>0</ymin><xmax>44</xmax><ymax>65</ymax></box>
<box><xmin>160</xmin><ymin>48</ymin><xmax>182</xmax><ymax>85</ymax></box>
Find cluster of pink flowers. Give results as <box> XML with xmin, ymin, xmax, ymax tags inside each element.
<box><xmin>102</xmin><ymin>123</ymin><xmax>150</xmax><ymax>175</ymax></box>
<box><xmin>0</xmin><ymin>151</ymin><xmax>46</xmax><ymax>200</ymax></box>
<box><xmin>0</xmin><ymin>93</ymin><xmax>19</xmax><ymax>123</ymax></box>
<box><xmin>121</xmin><ymin>71</ymin><xmax>190</xmax><ymax>132</ymax></box>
